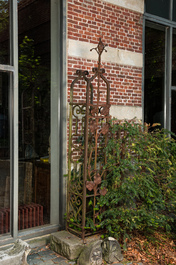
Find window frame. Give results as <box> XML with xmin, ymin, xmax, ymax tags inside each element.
<box><xmin>0</xmin><ymin>0</ymin><xmax>67</xmax><ymax>245</ymax></box>
<box><xmin>143</xmin><ymin>0</ymin><xmax>176</xmax><ymax>132</ymax></box>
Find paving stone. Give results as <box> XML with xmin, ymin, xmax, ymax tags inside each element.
<box><xmin>27</xmin><ymin>261</ymin><xmax>34</xmax><ymax>265</ymax></box>
<box><xmin>28</xmin><ymin>253</ymin><xmax>41</xmax><ymax>259</ymax></box>
<box><xmin>27</xmin><ymin>257</ymin><xmax>41</xmax><ymax>264</ymax></box>
<box><xmin>32</xmin><ymin>247</ymin><xmax>42</xmax><ymax>252</ymax></box>
<box><xmin>42</xmin><ymin>260</ymin><xmax>54</xmax><ymax>264</ymax></box>
<box><xmin>59</xmin><ymin>262</ymin><xmax>70</xmax><ymax>265</ymax></box>
<box><xmin>52</xmin><ymin>256</ymin><xmax>67</xmax><ymax>262</ymax></box>
<box><xmin>29</xmin><ymin>259</ymin><xmax>44</xmax><ymax>265</ymax></box>
<box><xmin>30</xmin><ymin>248</ymin><xmax>40</xmax><ymax>255</ymax></box>
<box><xmin>40</xmin><ymin>255</ymin><xmax>58</xmax><ymax>261</ymax></box>
<box><xmin>39</xmin><ymin>250</ymin><xmax>55</xmax><ymax>256</ymax></box>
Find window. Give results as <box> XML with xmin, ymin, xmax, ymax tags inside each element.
<box><xmin>171</xmin><ymin>29</ymin><xmax>176</xmax><ymax>134</ymax></box>
<box><xmin>173</xmin><ymin>0</ymin><xmax>176</xmax><ymax>21</ymax></box>
<box><xmin>18</xmin><ymin>0</ymin><xmax>51</xmax><ymax>230</ymax></box>
<box><xmin>0</xmin><ymin>0</ymin><xmax>10</xmax><ymax>64</ymax></box>
<box><xmin>144</xmin><ymin>22</ymin><xmax>165</xmax><ymax>128</ymax></box>
<box><xmin>172</xmin><ymin>29</ymin><xmax>176</xmax><ymax>86</ymax></box>
<box><xmin>146</xmin><ymin>0</ymin><xmax>170</xmax><ymax>20</ymax></box>
<box><xmin>0</xmin><ymin>0</ymin><xmax>66</xmax><ymax>242</ymax></box>
<box><xmin>144</xmin><ymin>0</ymin><xmax>176</xmax><ymax>134</ymax></box>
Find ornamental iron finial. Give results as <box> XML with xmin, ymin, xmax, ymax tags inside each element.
<box><xmin>90</xmin><ymin>38</ymin><xmax>107</xmax><ymax>55</ymax></box>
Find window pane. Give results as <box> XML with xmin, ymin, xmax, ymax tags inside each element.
<box><xmin>18</xmin><ymin>0</ymin><xmax>51</xmax><ymax>230</ymax></box>
<box><xmin>173</xmin><ymin>0</ymin><xmax>176</xmax><ymax>21</ymax></box>
<box><xmin>144</xmin><ymin>22</ymin><xmax>165</xmax><ymax>128</ymax></box>
<box><xmin>0</xmin><ymin>72</ymin><xmax>10</xmax><ymax>236</ymax></box>
<box><xmin>145</xmin><ymin>0</ymin><xmax>170</xmax><ymax>19</ymax></box>
<box><xmin>172</xmin><ymin>29</ymin><xmax>176</xmax><ymax>86</ymax></box>
<box><xmin>0</xmin><ymin>0</ymin><xmax>10</xmax><ymax>64</ymax></box>
<box><xmin>171</xmin><ymin>90</ymin><xmax>176</xmax><ymax>134</ymax></box>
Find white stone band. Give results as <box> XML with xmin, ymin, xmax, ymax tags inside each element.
<box><xmin>110</xmin><ymin>105</ymin><xmax>142</xmax><ymax>120</ymax></box>
<box><xmin>103</xmin><ymin>0</ymin><xmax>144</xmax><ymax>13</ymax></box>
<box><xmin>68</xmin><ymin>39</ymin><xmax>143</xmax><ymax>68</ymax></box>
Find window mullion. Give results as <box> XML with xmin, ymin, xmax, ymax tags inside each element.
<box><xmin>170</xmin><ymin>0</ymin><xmax>173</xmax><ymax>20</ymax></box>
<box><xmin>165</xmin><ymin>27</ymin><xmax>172</xmax><ymax>131</ymax></box>
<box><xmin>10</xmin><ymin>0</ymin><xmax>18</xmax><ymax>239</ymax></box>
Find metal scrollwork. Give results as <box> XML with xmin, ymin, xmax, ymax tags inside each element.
<box><xmin>67</xmin><ymin>38</ymin><xmax>110</xmax><ymax>241</ymax></box>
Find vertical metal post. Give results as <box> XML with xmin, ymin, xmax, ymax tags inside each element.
<box><xmin>142</xmin><ymin>17</ymin><xmax>146</xmax><ymax>123</ymax></box>
<box><xmin>51</xmin><ymin>0</ymin><xmax>61</xmax><ymax>225</ymax></box>
<box><xmin>10</xmin><ymin>0</ymin><xmax>18</xmax><ymax>238</ymax></box>
<box><xmin>59</xmin><ymin>0</ymin><xmax>67</xmax><ymax>228</ymax></box>
<box><xmin>82</xmin><ymin>79</ymin><xmax>91</xmax><ymax>241</ymax></box>
<box><xmin>165</xmin><ymin>26</ymin><xmax>172</xmax><ymax>131</ymax></box>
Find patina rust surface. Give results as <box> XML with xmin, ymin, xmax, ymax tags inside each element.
<box><xmin>67</xmin><ymin>39</ymin><xmax>110</xmax><ymax>241</ymax></box>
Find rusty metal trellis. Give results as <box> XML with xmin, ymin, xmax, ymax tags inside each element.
<box><xmin>67</xmin><ymin>38</ymin><xmax>111</xmax><ymax>241</ymax></box>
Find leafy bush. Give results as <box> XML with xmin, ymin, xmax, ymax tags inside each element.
<box><xmin>98</xmin><ymin>120</ymin><xmax>176</xmax><ymax>242</ymax></box>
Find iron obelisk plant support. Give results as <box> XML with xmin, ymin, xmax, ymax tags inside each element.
<box><xmin>67</xmin><ymin>39</ymin><xmax>110</xmax><ymax>241</ymax></box>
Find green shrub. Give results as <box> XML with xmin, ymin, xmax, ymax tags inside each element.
<box><xmin>98</xmin><ymin>120</ymin><xmax>176</xmax><ymax>242</ymax></box>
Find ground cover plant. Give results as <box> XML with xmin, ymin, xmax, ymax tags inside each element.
<box><xmin>98</xmin><ymin>120</ymin><xmax>176</xmax><ymax>249</ymax></box>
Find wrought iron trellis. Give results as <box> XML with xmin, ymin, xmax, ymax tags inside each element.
<box><xmin>67</xmin><ymin>38</ymin><xmax>111</xmax><ymax>241</ymax></box>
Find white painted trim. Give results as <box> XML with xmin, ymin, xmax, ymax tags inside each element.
<box><xmin>68</xmin><ymin>39</ymin><xmax>143</xmax><ymax>68</ymax></box>
<box><xmin>110</xmin><ymin>105</ymin><xmax>142</xmax><ymax>120</ymax></box>
<box><xmin>103</xmin><ymin>0</ymin><xmax>144</xmax><ymax>13</ymax></box>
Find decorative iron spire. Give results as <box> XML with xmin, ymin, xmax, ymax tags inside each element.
<box><xmin>90</xmin><ymin>38</ymin><xmax>107</xmax><ymax>55</ymax></box>
<box><xmin>90</xmin><ymin>38</ymin><xmax>107</xmax><ymax>67</ymax></box>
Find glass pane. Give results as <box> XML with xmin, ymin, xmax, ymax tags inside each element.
<box><xmin>0</xmin><ymin>72</ymin><xmax>10</xmax><ymax>236</ymax></box>
<box><xmin>0</xmin><ymin>0</ymin><xmax>10</xmax><ymax>64</ymax></box>
<box><xmin>18</xmin><ymin>0</ymin><xmax>51</xmax><ymax>230</ymax></box>
<box><xmin>172</xmin><ymin>29</ymin><xmax>176</xmax><ymax>86</ymax></box>
<box><xmin>145</xmin><ymin>0</ymin><xmax>170</xmax><ymax>19</ymax></box>
<box><xmin>173</xmin><ymin>0</ymin><xmax>176</xmax><ymax>21</ymax></box>
<box><xmin>171</xmin><ymin>90</ymin><xmax>176</xmax><ymax>134</ymax></box>
<box><xmin>144</xmin><ymin>22</ymin><xmax>165</xmax><ymax>128</ymax></box>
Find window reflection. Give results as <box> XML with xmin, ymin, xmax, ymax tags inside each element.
<box><xmin>171</xmin><ymin>90</ymin><xmax>176</xmax><ymax>135</ymax></box>
<box><xmin>18</xmin><ymin>0</ymin><xmax>51</xmax><ymax>229</ymax></box>
<box><xmin>0</xmin><ymin>0</ymin><xmax>10</xmax><ymax>64</ymax></box>
<box><xmin>145</xmin><ymin>0</ymin><xmax>170</xmax><ymax>20</ymax></box>
<box><xmin>144</xmin><ymin>22</ymin><xmax>165</xmax><ymax>128</ymax></box>
<box><xmin>172</xmin><ymin>29</ymin><xmax>176</xmax><ymax>86</ymax></box>
<box><xmin>173</xmin><ymin>0</ymin><xmax>176</xmax><ymax>21</ymax></box>
<box><xmin>0</xmin><ymin>71</ymin><xmax>10</xmax><ymax>236</ymax></box>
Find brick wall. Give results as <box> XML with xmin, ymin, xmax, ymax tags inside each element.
<box><xmin>67</xmin><ymin>0</ymin><xmax>143</xmax><ymax>109</ymax></box>
<box><xmin>68</xmin><ymin>0</ymin><xmax>143</xmax><ymax>52</ymax></box>
<box><xmin>68</xmin><ymin>57</ymin><xmax>142</xmax><ymax>107</ymax></box>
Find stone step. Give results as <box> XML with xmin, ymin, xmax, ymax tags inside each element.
<box><xmin>50</xmin><ymin>230</ymin><xmax>84</xmax><ymax>260</ymax></box>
